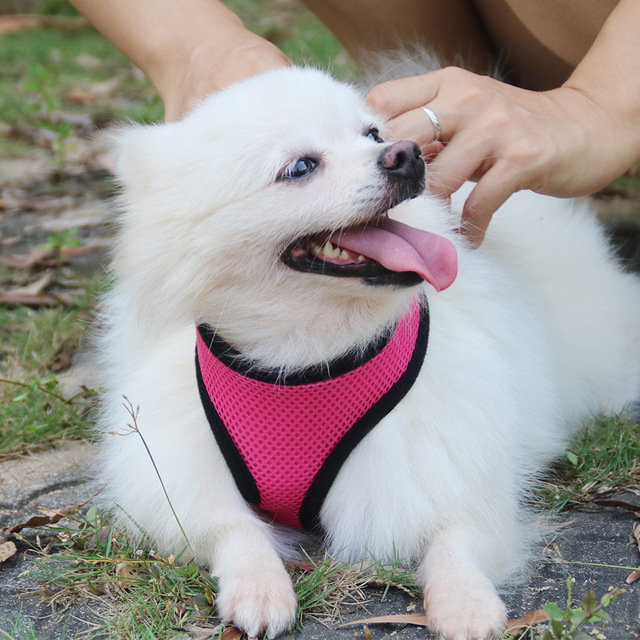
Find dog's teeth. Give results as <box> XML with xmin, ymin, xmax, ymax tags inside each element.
<box><xmin>312</xmin><ymin>240</ymin><xmax>358</xmax><ymax>261</ymax></box>
<box><xmin>323</xmin><ymin>241</ymin><xmax>341</xmax><ymax>258</ymax></box>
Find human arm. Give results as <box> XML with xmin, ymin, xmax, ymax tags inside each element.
<box><xmin>69</xmin><ymin>0</ymin><xmax>291</xmax><ymax>121</ymax></box>
<box><xmin>367</xmin><ymin>0</ymin><xmax>640</xmax><ymax>246</ymax></box>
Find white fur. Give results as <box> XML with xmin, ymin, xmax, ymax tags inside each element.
<box><xmin>98</xmin><ymin>67</ymin><xmax>640</xmax><ymax>639</ymax></box>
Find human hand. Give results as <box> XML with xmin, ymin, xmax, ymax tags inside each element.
<box><xmin>161</xmin><ymin>28</ymin><xmax>291</xmax><ymax>121</ymax></box>
<box><xmin>367</xmin><ymin>67</ymin><xmax>633</xmax><ymax>246</ymax></box>
<box><xmin>68</xmin><ymin>0</ymin><xmax>293</xmax><ymax>123</ymax></box>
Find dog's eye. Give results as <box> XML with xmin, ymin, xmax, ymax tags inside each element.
<box><xmin>280</xmin><ymin>158</ymin><xmax>318</xmax><ymax>180</ymax></box>
<box><xmin>367</xmin><ymin>128</ymin><xmax>384</xmax><ymax>143</ymax></box>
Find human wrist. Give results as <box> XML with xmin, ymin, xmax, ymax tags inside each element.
<box><xmin>140</xmin><ymin>10</ymin><xmax>247</xmax><ymax>115</ymax></box>
<box><xmin>146</xmin><ymin>18</ymin><xmax>291</xmax><ymax>121</ymax></box>
<box><xmin>557</xmin><ymin>81</ymin><xmax>640</xmax><ymax>186</ymax></box>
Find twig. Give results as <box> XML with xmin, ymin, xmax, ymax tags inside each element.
<box><xmin>122</xmin><ymin>397</ymin><xmax>194</xmax><ymax>556</ymax></box>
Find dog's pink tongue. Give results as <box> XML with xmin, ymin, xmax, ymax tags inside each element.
<box><xmin>331</xmin><ymin>219</ymin><xmax>458</xmax><ymax>291</ymax></box>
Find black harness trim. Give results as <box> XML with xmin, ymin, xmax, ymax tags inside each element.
<box><xmin>195</xmin><ymin>302</ymin><xmax>430</xmax><ymax>530</ymax></box>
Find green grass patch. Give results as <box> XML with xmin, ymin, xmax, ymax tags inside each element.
<box><xmin>540</xmin><ymin>578</ymin><xmax>624</xmax><ymax>640</ymax></box>
<box><xmin>0</xmin><ymin>0</ymin><xmax>349</xmax><ymax>139</ymax></box>
<box><xmin>29</xmin><ymin>507</ymin><xmax>217</xmax><ymax>640</ymax></box>
<box><xmin>26</xmin><ymin>505</ymin><xmax>419</xmax><ymax>639</ymax></box>
<box><xmin>0</xmin><ymin>28</ymin><xmax>142</xmax><ymax>121</ymax></box>
<box><xmin>0</xmin><ymin>272</ymin><xmax>105</xmax><ymax>455</ymax></box>
<box><xmin>0</xmin><ymin>374</ymin><xmax>93</xmax><ymax>454</ymax></box>
<box><xmin>0</xmin><ymin>26</ymin><xmax>162</xmax><ymax>165</ymax></box>
<box><xmin>0</xmin><ymin>613</ymin><xmax>74</xmax><ymax>640</ymax></box>
<box><xmin>23</xmin><ymin>503</ymin><xmax>630</xmax><ymax>639</ymax></box>
<box><xmin>540</xmin><ymin>412</ymin><xmax>640</xmax><ymax>510</ymax></box>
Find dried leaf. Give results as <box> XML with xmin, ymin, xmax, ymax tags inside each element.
<box><xmin>625</xmin><ymin>569</ymin><xmax>640</xmax><ymax>584</ymax></box>
<box><xmin>0</xmin><ymin>14</ymin><xmax>44</xmax><ymax>34</ymax></box>
<box><xmin>0</xmin><ymin>190</ymin><xmax>68</xmax><ymax>213</ymax></box>
<box><xmin>51</xmin><ymin>347</ymin><xmax>75</xmax><ymax>373</ymax></box>
<box><xmin>1</xmin><ymin>507</ymin><xmax>73</xmax><ymax>536</ymax></box>
<box><xmin>0</xmin><ymin>540</ymin><xmax>17</xmax><ymax>563</ymax></box>
<box><xmin>1</xmin><ymin>247</ymin><xmax>60</xmax><ymax>270</ymax></box>
<box><xmin>88</xmin><ymin>149</ymin><xmax>117</xmax><ymax>173</ymax></box>
<box><xmin>505</xmin><ymin>609</ymin><xmax>550</xmax><ymax>631</ymax></box>
<box><xmin>592</xmin><ymin>498</ymin><xmax>640</xmax><ymax>512</ymax></box>
<box><xmin>66</xmin><ymin>79</ymin><xmax>120</xmax><ymax>105</ymax></box>
<box><xmin>219</xmin><ymin>627</ymin><xmax>244</xmax><ymax>640</ymax></box>
<box><xmin>0</xmin><ymin>14</ymin><xmax>88</xmax><ymax>35</ymax></box>
<box><xmin>116</xmin><ymin>562</ymin><xmax>137</xmax><ymax>588</ymax></box>
<box><xmin>0</xmin><ymin>236</ymin><xmax>21</xmax><ymax>248</ymax></box>
<box><xmin>73</xmin><ymin>53</ymin><xmax>102</xmax><ymax>70</ymax></box>
<box><xmin>336</xmin><ymin>609</ymin><xmax>550</xmax><ymax>632</ymax></box>
<box><xmin>37</xmin><ymin>507</ymin><xmax>66</xmax><ymax>518</ymax></box>
<box><xmin>182</xmin><ymin>624</ymin><xmax>224</xmax><ymax>640</ymax></box>
<box><xmin>10</xmin><ymin>273</ymin><xmax>53</xmax><ymax>296</ymax></box>
<box><xmin>286</xmin><ymin>558</ymin><xmax>319</xmax><ymax>572</ymax></box>
<box><xmin>61</xmin><ymin>243</ymin><xmax>101</xmax><ymax>257</ymax></box>
<box><xmin>50</xmin><ymin>291</ymin><xmax>79</xmax><ymax>306</ymax></box>
<box><xmin>0</xmin><ymin>290</ymin><xmax>57</xmax><ymax>307</ymax></box>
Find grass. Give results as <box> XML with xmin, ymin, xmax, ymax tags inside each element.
<box><xmin>226</xmin><ymin>0</ymin><xmax>355</xmax><ymax>76</ymax></box>
<box><xmin>0</xmin><ymin>27</ymin><xmax>160</xmax><ymax>131</ymax></box>
<box><xmin>540</xmin><ymin>412</ymin><xmax>640</xmax><ymax>510</ymax></box>
<box><xmin>30</xmin><ymin>507</ymin><xmax>218</xmax><ymax>639</ymax></box>
<box><xmin>20</xmin><ymin>505</ymin><xmax>420</xmax><ymax>639</ymax></box>
<box><xmin>0</xmin><ymin>614</ymin><xmax>72</xmax><ymax>640</ymax></box>
<box><xmin>539</xmin><ymin>579</ymin><xmax>625</xmax><ymax>640</ymax></box>
<box><xmin>16</xmin><ymin>503</ymin><xmax>632</xmax><ymax>640</ymax></box>
<box><xmin>0</xmin><ymin>272</ymin><xmax>103</xmax><ymax>455</ymax></box>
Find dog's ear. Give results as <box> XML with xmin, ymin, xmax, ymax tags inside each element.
<box><xmin>107</xmin><ymin>123</ymin><xmax>178</xmax><ymax>193</ymax></box>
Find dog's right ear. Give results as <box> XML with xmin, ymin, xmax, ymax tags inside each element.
<box><xmin>107</xmin><ymin>123</ymin><xmax>177</xmax><ymax>194</ymax></box>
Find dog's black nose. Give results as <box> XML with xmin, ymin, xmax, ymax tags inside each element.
<box><xmin>378</xmin><ymin>140</ymin><xmax>425</xmax><ymax>183</ymax></box>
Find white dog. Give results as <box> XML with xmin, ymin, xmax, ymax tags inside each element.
<box><xmin>98</xmin><ymin>67</ymin><xmax>640</xmax><ymax>639</ymax></box>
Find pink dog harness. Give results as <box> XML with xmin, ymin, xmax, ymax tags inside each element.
<box><xmin>195</xmin><ymin>297</ymin><xmax>429</xmax><ymax>530</ymax></box>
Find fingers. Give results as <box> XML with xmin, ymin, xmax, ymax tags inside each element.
<box><xmin>369</xmin><ymin>68</ymin><xmax>617</xmax><ymax>248</ymax></box>
<box><xmin>367</xmin><ymin>70</ymin><xmax>445</xmax><ymax>117</ymax></box>
<box><xmin>383</xmin><ymin>108</ymin><xmax>444</xmax><ymax>147</ymax></box>
<box><xmin>422</xmin><ymin>141</ymin><xmax>445</xmax><ymax>162</ymax></box>
<box><xmin>388</xmin><ymin>111</ymin><xmax>525</xmax><ymax>248</ymax></box>
<box><xmin>368</xmin><ymin>69</ymin><xmax>543</xmax><ymax>247</ymax></box>
<box><xmin>459</xmin><ymin>173</ymin><xmax>518</xmax><ymax>248</ymax></box>
<box><xmin>369</xmin><ymin>67</ymin><xmax>477</xmax><ymax>146</ymax></box>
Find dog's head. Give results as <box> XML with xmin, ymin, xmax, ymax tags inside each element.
<box><xmin>111</xmin><ymin>67</ymin><xmax>458</xmax><ymax>363</ymax></box>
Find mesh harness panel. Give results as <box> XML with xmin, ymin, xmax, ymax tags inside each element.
<box><xmin>195</xmin><ymin>297</ymin><xmax>429</xmax><ymax>529</ymax></box>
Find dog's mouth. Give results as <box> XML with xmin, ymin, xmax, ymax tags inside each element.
<box><xmin>281</xmin><ymin>216</ymin><xmax>458</xmax><ymax>291</ymax></box>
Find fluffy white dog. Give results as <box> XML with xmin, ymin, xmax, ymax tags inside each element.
<box><xmin>99</xmin><ymin>67</ymin><xmax>640</xmax><ymax>639</ymax></box>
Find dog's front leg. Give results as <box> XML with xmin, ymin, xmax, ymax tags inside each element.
<box><xmin>210</xmin><ymin>522</ymin><xmax>298</xmax><ymax>637</ymax></box>
<box><xmin>418</xmin><ymin>525</ymin><xmax>507</xmax><ymax>640</ymax></box>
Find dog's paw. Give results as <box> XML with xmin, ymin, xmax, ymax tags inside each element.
<box><xmin>423</xmin><ymin>579</ymin><xmax>507</xmax><ymax>640</ymax></box>
<box><xmin>216</xmin><ymin>566</ymin><xmax>297</xmax><ymax>638</ymax></box>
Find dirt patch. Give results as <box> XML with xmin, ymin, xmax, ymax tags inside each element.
<box><xmin>0</xmin><ymin>441</ymin><xmax>95</xmax><ymax>529</ymax></box>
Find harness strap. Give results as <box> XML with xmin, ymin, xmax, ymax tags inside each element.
<box><xmin>195</xmin><ymin>298</ymin><xmax>429</xmax><ymax>530</ymax></box>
